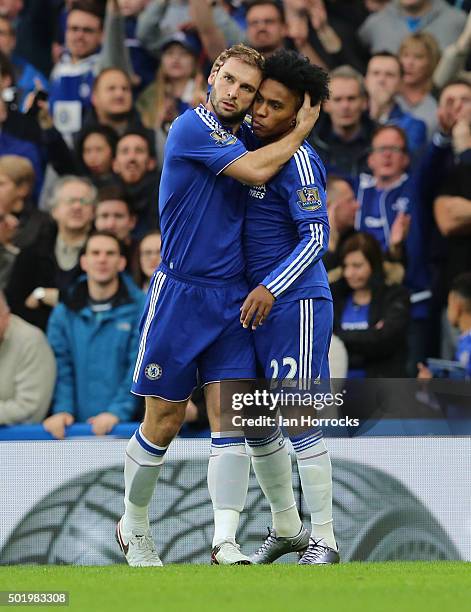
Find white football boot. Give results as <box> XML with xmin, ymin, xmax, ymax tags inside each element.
<box><xmin>116</xmin><ymin>517</ymin><xmax>163</xmax><ymax>567</ymax></box>
<box><xmin>211</xmin><ymin>541</ymin><xmax>252</xmax><ymax>565</ymax></box>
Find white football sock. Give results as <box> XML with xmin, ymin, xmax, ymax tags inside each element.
<box><xmin>293</xmin><ymin>436</ymin><xmax>337</xmax><ymax>550</ymax></box>
<box><xmin>123</xmin><ymin>425</ymin><xmax>167</xmax><ymax>534</ymax></box>
<box><xmin>208</xmin><ymin>432</ymin><xmax>250</xmax><ymax>547</ymax></box>
<box><xmin>247</xmin><ymin>429</ymin><xmax>301</xmax><ymax>537</ymax></box>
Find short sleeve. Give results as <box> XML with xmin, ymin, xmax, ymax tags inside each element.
<box><xmin>168</xmin><ymin>106</ymin><xmax>248</xmax><ymax>175</ymax></box>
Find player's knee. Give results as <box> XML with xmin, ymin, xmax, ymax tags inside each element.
<box><xmin>142</xmin><ymin>414</ymin><xmax>182</xmax><ymax>446</ymax></box>
<box><xmin>142</xmin><ymin>399</ymin><xmax>186</xmax><ymax>446</ymax></box>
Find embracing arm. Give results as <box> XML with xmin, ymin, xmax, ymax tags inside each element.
<box><xmin>223</xmin><ymin>97</ymin><xmax>320</xmax><ymax>185</ymax></box>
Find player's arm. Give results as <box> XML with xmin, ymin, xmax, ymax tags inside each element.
<box><xmin>241</xmin><ymin>165</ymin><xmax>329</xmax><ymax>330</ymax></box>
<box><xmin>240</xmin><ymin>212</ymin><xmax>329</xmax><ymax>330</ymax></box>
<box><xmin>262</xmin><ymin>166</ymin><xmax>329</xmax><ymax>300</ymax></box>
<box><xmin>223</xmin><ymin>96</ymin><xmax>320</xmax><ymax>186</ymax></box>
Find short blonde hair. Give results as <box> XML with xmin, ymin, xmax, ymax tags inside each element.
<box><xmin>0</xmin><ymin>155</ymin><xmax>35</xmax><ymax>189</ymax></box>
<box><xmin>399</xmin><ymin>32</ymin><xmax>441</xmax><ymax>76</ymax></box>
<box><xmin>211</xmin><ymin>44</ymin><xmax>264</xmax><ymax>76</ymax></box>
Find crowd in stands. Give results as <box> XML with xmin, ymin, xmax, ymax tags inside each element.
<box><xmin>1</xmin><ymin>0</ymin><xmax>471</xmax><ymax>434</ymax></box>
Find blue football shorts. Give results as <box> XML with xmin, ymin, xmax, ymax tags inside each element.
<box><xmin>131</xmin><ymin>265</ymin><xmax>256</xmax><ymax>401</ymax></box>
<box><xmin>253</xmin><ymin>297</ymin><xmax>333</xmax><ymax>387</ymax></box>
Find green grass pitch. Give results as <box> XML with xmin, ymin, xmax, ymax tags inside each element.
<box><xmin>1</xmin><ymin>563</ymin><xmax>470</xmax><ymax>612</ymax></box>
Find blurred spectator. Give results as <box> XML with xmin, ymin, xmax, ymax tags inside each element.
<box><xmin>86</xmin><ymin>67</ymin><xmax>136</xmax><ymax>136</ymax></box>
<box><xmin>244</xmin><ymin>0</ymin><xmax>331</xmax><ymax>67</ymax></box>
<box><xmin>324</xmin><ymin>175</ymin><xmax>359</xmax><ymax>273</ymax></box>
<box><xmin>106</xmin><ymin>0</ymin><xmax>157</xmax><ymax>91</ymax></box>
<box><xmin>0</xmin><ymin>155</ymin><xmax>54</xmax><ymax>249</ymax></box>
<box><xmin>5</xmin><ymin>175</ymin><xmax>96</xmax><ymax>330</ymax></box>
<box><xmin>0</xmin><ymin>15</ymin><xmax>48</xmax><ymax>108</ymax></box>
<box><xmin>354</xmin><ymin>124</ymin><xmax>452</xmax><ymax>373</ymax></box>
<box><xmin>309</xmin><ymin>65</ymin><xmax>375</xmax><ymax>177</ymax></box>
<box><xmin>245</xmin><ymin>0</ymin><xmax>288</xmax><ymax>56</ymax></box>
<box><xmin>365</xmin><ymin>51</ymin><xmax>427</xmax><ymax>154</ymax></box>
<box><xmin>0</xmin><ymin>291</ymin><xmax>56</xmax><ymax>425</ymax></box>
<box><xmin>137</xmin><ymin>33</ymin><xmax>207</xmax><ymax>165</ymax></box>
<box><xmin>136</xmin><ymin>0</ymin><xmax>245</xmax><ymax>61</ymax></box>
<box><xmin>12</xmin><ymin>0</ymin><xmax>57</xmax><ymax>77</ymax></box>
<box><xmin>49</xmin><ymin>1</ymin><xmax>104</xmax><ymax>137</ymax></box>
<box><xmin>0</xmin><ymin>0</ymin><xmax>23</xmax><ymax>20</ymax></box>
<box><xmin>76</xmin><ymin>124</ymin><xmax>118</xmax><ymax>187</ymax></box>
<box><xmin>94</xmin><ymin>184</ymin><xmax>138</xmax><ymax>267</ymax></box>
<box><xmin>0</xmin><ymin>199</ymin><xmax>18</xmax><ymax>289</ymax></box>
<box><xmin>433</xmin><ymin>80</ymin><xmax>471</xmax><ymax>354</ymax></box>
<box><xmin>359</xmin><ymin>0</ymin><xmax>466</xmax><ymax>54</ymax></box>
<box><xmin>331</xmin><ymin>232</ymin><xmax>410</xmax><ymax>378</ymax></box>
<box><xmin>112</xmin><ymin>128</ymin><xmax>158</xmax><ymax>235</ymax></box>
<box><xmin>0</xmin><ymin>48</ymin><xmax>13</xmax><ymax>92</ymax></box>
<box><xmin>0</xmin><ymin>83</ymin><xmax>44</xmax><ymax>190</ymax></box>
<box><xmin>43</xmin><ymin>231</ymin><xmax>144</xmax><ymax>438</ymax></box>
<box><xmin>418</xmin><ymin>272</ymin><xmax>471</xmax><ymax>378</ymax></box>
<box><xmin>397</xmin><ymin>32</ymin><xmax>441</xmax><ymax>137</ymax></box>
<box><xmin>131</xmin><ymin>228</ymin><xmax>161</xmax><ymax>291</ymax></box>
<box><xmin>284</xmin><ymin>0</ymin><xmax>368</xmax><ymax>72</ymax></box>
<box><xmin>49</xmin><ymin>1</ymin><xmax>134</xmax><ymax>140</ymax></box>
<box><xmin>434</xmin><ymin>11</ymin><xmax>471</xmax><ymax>89</ymax></box>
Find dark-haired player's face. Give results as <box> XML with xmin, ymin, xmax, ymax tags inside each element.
<box><xmin>209</xmin><ymin>57</ymin><xmax>262</xmax><ymax>125</ymax></box>
<box><xmin>252</xmin><ymin>78</ymin><xmax>298</xmax><ymax>142</ymax></box>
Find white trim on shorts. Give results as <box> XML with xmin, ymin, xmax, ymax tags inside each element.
<box><xmin>133</xmin><ymin>271</ymin><xmax>167</xmax><ymax>384</ymax></box>
<box><xmin>299</xmin><ymin>298</ymin><xmax>314</xmax><ymax>390</ymax></box>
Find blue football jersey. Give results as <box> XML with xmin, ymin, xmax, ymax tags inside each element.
<box><xmin>244</xmin><ymin>142</ymin><xmax>331</xmax><ymax>303</ymax></box>
<box><xmin>159</xmin><ymin>104</ymin><xmax>254</xmax><ymax>280</ymax></box>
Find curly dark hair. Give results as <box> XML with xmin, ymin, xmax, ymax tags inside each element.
<box><xmin>262</xmin><ymin>49</ymin><xmax>330</xmax><ymax>108</ymax></box>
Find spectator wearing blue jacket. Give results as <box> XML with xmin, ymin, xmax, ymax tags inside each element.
<box><xmin>0</xmin><ymin>16</ymin><xmax>48</xmax><ymax>109</ymax></box>
<box><xmin>354</xmin><ymin>124</ymin><xmax>450</xmax><ymax>375</ymax></box>
<box><xmin>43</xmin><ymin>231</ymin><xmax>145</xmax><ymax>439</ymax></box>
<box><xmin>365</xmin><ymin>52</ymin><xmax>427</xmax><ymax>155</ymax></box>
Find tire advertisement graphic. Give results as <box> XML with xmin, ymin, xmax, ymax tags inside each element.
<box><xmin>0</xmin><ymin>440</ymin><xmax>463</xmax><ymax>564</ymax></box>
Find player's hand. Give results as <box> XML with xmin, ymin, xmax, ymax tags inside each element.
<box><xmin>294</xmin><ymin>94</ymin><xmax>321</xmax><ymax>139</ymax></box>
<box><xmin>43</xmin><ymin>412</ymin><xmax>75</xmax><ymax>439</ymax></box>
<box><xmin>417</xmin><ymin>362</ymin><xmax>433</xmax><ymax>380</ymax></box>
<box><xmin>240</xmin><ymin>285</ymin><xmax>275</xmax><ymax>330</ymax></box>
<box><xmin>87</xmin><ymin>412</ymin><xmax>119</xmax><ymax>436</ymax></box>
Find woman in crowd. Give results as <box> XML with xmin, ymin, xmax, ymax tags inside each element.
<box><xmin>132</xmin><ymin>229</ymin><xmax>162</xmax><ymax>292</ymax></box>
<box><xmin>136</xmin><ymin>35</ymin><xmax>206</xmax><ymax>171</ymax></box>
<box><xmin>397</xmin><ymin>32</ymin><xmax>441</xmax><ymax>138</ymax></box>
<box><xmin>75</xmin><ymin>125</ymin><xmax>118</xmax><ymax>190</ymax></box>
<box><xmin>331</xmin><ymin>232</ymin><xmax>410</xmax><ymax>378</ymax></box>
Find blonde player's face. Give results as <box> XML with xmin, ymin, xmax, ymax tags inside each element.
<box><xmin>209</xmin><ymin>57</ymin><xmax>262</xmax><ymax>125</ymax></box>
